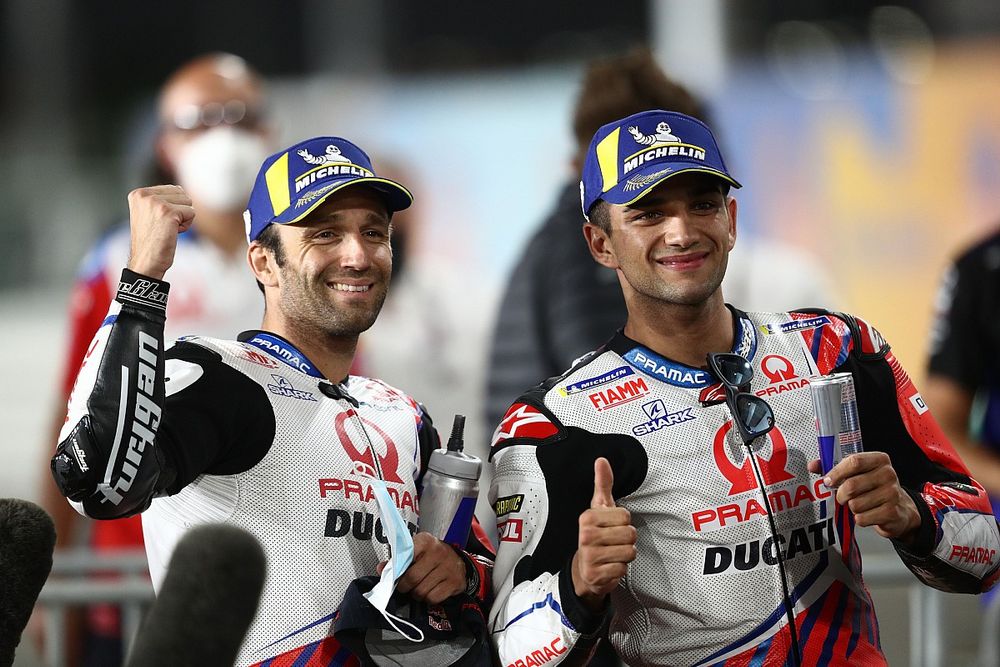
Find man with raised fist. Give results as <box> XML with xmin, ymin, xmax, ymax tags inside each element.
<box><xmin>40</xmin><ymin>54</ymin><xmax>271</xmax><ymax>665</ymax></box>
<box><xmin>488</xmin><ymin>110</ymin><xmax>1000</xmax><ymax>666</ymax></box>
<box><xmin>50</xmin><ymin>137</ymin><xmax>495</xmax><ymax>666</ymax></box>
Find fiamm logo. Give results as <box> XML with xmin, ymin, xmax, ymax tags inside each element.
<box><xmin>588</xmin><ymin>377</ymin><xmax>650</xmax><ymax>411</ymax></box>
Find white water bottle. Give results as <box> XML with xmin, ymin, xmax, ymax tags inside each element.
<box><xmin>418</xmin><ymin>415</ymin><xmax>481</xmax><ymax>546</ymax></box>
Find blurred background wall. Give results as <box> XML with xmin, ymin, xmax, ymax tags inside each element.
<box><xmin>2</xmin><ymin>1</ymin><xmax>1000</xmax><ymax>661</ymax></box>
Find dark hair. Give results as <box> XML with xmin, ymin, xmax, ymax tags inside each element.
<box><xmin>253</xmin><ymin>224</ymin><xmax>285</xmax><ymax>294</ymax></box>
<box><xmin>572</xmin><ymin>48</ymin><xmax>709</xmax><ymax>163</ymax></box>
<box><xmin>588</xmin><ymin>201</ymin><xmax>612</xmax><ymax>234</ymax></box>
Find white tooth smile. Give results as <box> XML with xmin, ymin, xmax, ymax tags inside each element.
<box><xmin>331</xmin><ymin>283</ymin><xmax>370</xmax><ymax>292</ymax></box>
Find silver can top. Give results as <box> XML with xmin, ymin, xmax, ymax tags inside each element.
<box><xmin>808</xmin><ymin>372</ymin><xmax>854</xmax><ymax>388</ymax></box>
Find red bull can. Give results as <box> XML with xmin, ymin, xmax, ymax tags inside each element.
<box><xmin>809</xmin><ymin>373</ymin><xmax>864</xmax><ymax>474</ymax></box>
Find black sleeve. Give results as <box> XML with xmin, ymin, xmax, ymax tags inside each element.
<box><xmin>51</xmin><ymin>269</ymin><xmax>173</xmax><ymax>518</ymax></box>
<box><xmin>494</xmin><ymin>384</ymin><xmax>648</xmax><ymax>630</ymax></box>
<box><xmin>927</xmin><ymin>249</ymin><xmax>986</xmax><ymax>389</ymax></box>
<box><xmin>489</xmin><ymin>387</ymin><xmax>646</xmax><ymax>663</ymax></box>
<box><xmin>51</xmin><ymin>269</ymin><xmax>274</xmax><ymax>519</ymax></box>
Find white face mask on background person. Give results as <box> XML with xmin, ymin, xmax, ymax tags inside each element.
<box><xmin>175</xmin><ymin>126</ymin><xmax>270</xmax><ymax>212</ymax></box>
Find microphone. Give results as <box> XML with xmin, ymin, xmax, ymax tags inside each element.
<box><xmin>126</xmin><ymin>523</ymin><xmax>267</xmax><ymax>667</ymax></box>
<box><xmin>0</xmin><ymin>498</ymin><xmax>56</xmax><ymax>667</ymax></box>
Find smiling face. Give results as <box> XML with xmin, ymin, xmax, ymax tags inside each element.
<box><xmin>584</xmin><ymin>172</ymin><xmax>737</xmax><ymax>312</ymax></box>
<box><xmin>251</xmin><ymin>185</ymin><xmax>393</xmax><ymax>340</ymax></box>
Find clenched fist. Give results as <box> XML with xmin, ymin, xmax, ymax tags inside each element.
<box><xmin>378</xmin><ymin>532</ymin><xmax>468</xmax><ymax>605</ymax></box>
<box><xmin>126</xmin><ymin>185</ymin><xmax>196</xmax><ymax>280</ymax></box>
<box><xmin>571</xmin><ymin>457</ymin><xmax>637</xmax><ymax>612</ymax></box>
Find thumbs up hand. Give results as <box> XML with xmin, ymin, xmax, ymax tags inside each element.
<box><xmin>590</xmin><ymin>456</ymin><xmax>616</xmax><ymax>508</ymax></box>
<box><xmin>571</xmin><ymin>458</ymin><xmax>637</xmax><ymax>612</ymax></box>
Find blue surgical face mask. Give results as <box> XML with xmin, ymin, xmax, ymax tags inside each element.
<box><xmin>364</xmin><ymin>476</ymin><xmax>424</xmax><ymax>642</ymax></box>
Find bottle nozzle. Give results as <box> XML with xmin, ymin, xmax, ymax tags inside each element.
<box><xmin>446</xmin><ymin>415</ymin><xmax>466</xmax><ymax>452</ymax></box>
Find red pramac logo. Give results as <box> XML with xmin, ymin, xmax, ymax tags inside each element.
<box><xmin>756</xmin><ymin>355</ymin><xmax>809</xmax><ymax>397</ymax></box>
<box><xmin>761</xmin><ymin>355</ymin><xmax>796</xmax><ymax>382</ymax></box>
<box><xmin>335</xmin><ymin>410</ymin><xmax>404</xmax><ymax>484</ymax></box>
<box><xmin>712</xmin><ymin>421</ymin><xmax>794</xmax><ymax>495</ymax></box>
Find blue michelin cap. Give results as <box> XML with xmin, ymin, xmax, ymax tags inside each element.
<box><xmin>580</xmin><ymin>110</ymin><xmax>741</xmax><ymax>216</ymax></box>
<box><xmin>244</xmin><ymin>136</ymin><xmax>412</xmax><ymax>242</ymax></box>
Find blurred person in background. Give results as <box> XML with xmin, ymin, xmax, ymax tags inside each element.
<box><xmin>357</xmin><ymin>158</ymin><xmax>494</xmax><ymax>503</ymax></box>
<box><xmin>924</xmin><ymin>227</ymin><xmax>1000</xmax><ymax>655</ymax></box>
<box><xmin>485</xmin><ymin>49</ymin><xmax>838</xmax><ymax>432</ymax></box>
<box><xmin>38</xmin><ymin>52</ymin><xmax>271</xmax><ymax>665</ymax></box>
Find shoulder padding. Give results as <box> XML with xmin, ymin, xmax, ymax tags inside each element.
<box><xmin>792</xmin><ymin>308</ymin><xmax>889</xmax><ymax>360</ymax></box>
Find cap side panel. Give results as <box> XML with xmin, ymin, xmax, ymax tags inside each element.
<box><xmin>596</xmin><ymin>127</ymin><xmax>621</xmax><ymax>193</ymax></box>
<box><xmin>265</xmin><ymin>152</ymin><xmax>290</xmax><ymax>217</ymax></box>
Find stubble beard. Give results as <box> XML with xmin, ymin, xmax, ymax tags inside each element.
<box><xmin>280</xmin><ymin>267</ymin><xmax>390</xmax><ymax>339</ymax></box>
<box><xmin>626</xmin><ymin>254</ymin><xmax>729</xmax><ymax>308</ymax></box>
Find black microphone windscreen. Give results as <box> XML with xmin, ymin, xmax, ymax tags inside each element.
<box><xmin>0</xmin><ymin>498</ymin><xmax>56</xmax><ymax>667</ymax></box>
<box><xmin>127</xmin><ymin>523</ymin><xmax>266</xmax><ymax>667</ymax></box>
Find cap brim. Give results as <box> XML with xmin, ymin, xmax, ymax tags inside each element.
<box><xmin>603</xmin><ymin>164</ymin><xmax>741</xmax><ymax>208</ymax></box>
<box><xmin>274</xmin><ymin>177</ymin><xmax>413</xmax><ymax>225</ymax></box>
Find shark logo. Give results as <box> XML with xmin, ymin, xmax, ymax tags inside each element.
<box><xmin>297</xmin><ymin>144</ymin><xmax>351</xmax><ymax>166</ymax></box>
<box><xmin>628</xmin><ymin>121</ymin><xmax>682</xmax><ymax>147</ymax></box>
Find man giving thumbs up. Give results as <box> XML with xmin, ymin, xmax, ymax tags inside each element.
<box><xmin>488</xmin><ymin>109</ymin><xmax>1000</xmax><ymax>667</ymax></box>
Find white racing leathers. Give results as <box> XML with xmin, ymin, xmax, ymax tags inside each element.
<box><xmin>51</xmin><ymin>269</ymin><xmax>494</xmax><ymax>666</ymax></box>
<box><xmin>489</xmin><ymin>309</ymin><xmax>1000</xmax><ymax>667</ymax></box>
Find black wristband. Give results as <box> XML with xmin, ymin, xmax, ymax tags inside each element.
<box><xmin>116</xmin><ymin>268</ymin><xmax>170</xmax><ymax>313</ymax></box>
<box><xmin>450</xmin><ymin>545</ymin><xmax>481</xmax><ymax>596</ymax></box>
